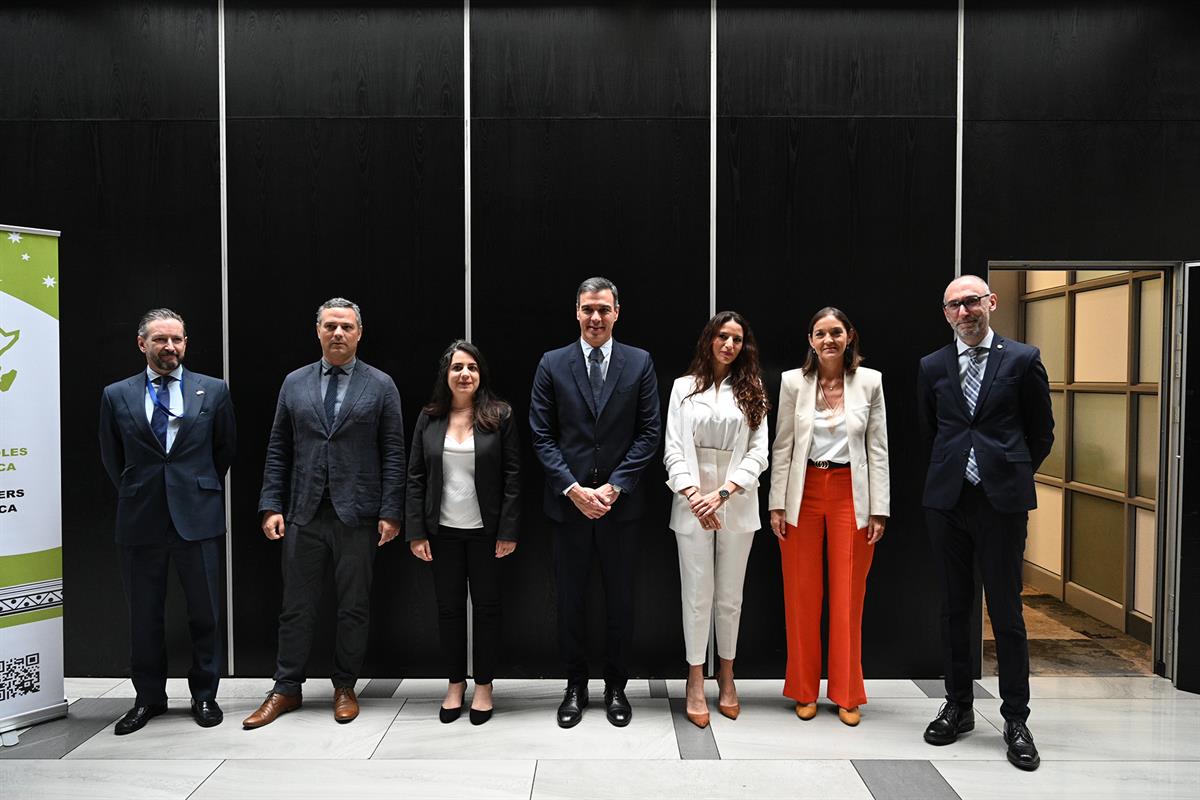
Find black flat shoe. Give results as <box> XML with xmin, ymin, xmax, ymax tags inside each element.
<box><xmin>557</xmin><ymin>685</ymin><xmax>589</xmax><ymax>728</ymax></box>
<box><xmin>924</xmin><ymin>701</ymin><xmax>974</xmax><ymax>745</ymax></box>
<box><xmin>1004</xmin><ymin>719</ymin><xmax>1041</xmax><ymax>771</ymax></box>
<box><xmin>469</xmin><ymin>707</ymin><xmax>493</xmax><ymax>726</ymax></box>
<box><xmin>191</xmin><ymin>698</ymin><xmax>223</xmax><ymax>728</ymax></box>
<box><xmin>604</xmin><ymin>686</ymin><xmax>632</xmax><ymax>728</ymax></box>
<box><xmin>439</xmin><ymin>705</ymin><xmax>463</xmax><ymax>723</ymax></box>
<box><xmin>114</xmin><ymin>703</ymin><xmax>168</xmax><ymax>735</ymax></box>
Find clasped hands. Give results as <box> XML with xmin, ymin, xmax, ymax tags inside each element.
<box><xmin>681</xmin><ymin>485</ymin><xmax>728</xmax><ymax>531</ymax></box>
<box><xmin>568</xmin><ymin>483</ymin><xmax>620</xmax><ymax>519</ymax></box>
<box><xmin>769</xmin><ymin>509</ymin><xmax>887</xmax><ymax>544</ymax></box>
<box><xmin>261</xmin><ymin>512</ymin><xmax>402</xmax><ymax>547</ymax></box>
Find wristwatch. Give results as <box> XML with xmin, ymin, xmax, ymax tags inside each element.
<box><xmin>718</xmin><ymin>488</ymin><xmax>731</xmax><ymax>501</ymax></box>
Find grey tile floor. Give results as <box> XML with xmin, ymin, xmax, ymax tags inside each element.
<box><xmin>2</xmin><ymin>677</ymin><xmax>1199</xmax><ymax>799</ymax></box>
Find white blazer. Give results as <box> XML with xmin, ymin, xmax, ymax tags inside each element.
<box><xmin>768</xmin><ymin>366</ymin><xmax>890</xmax><ymax>529</ymax></box>
<box><xmin>663</xmin><ymin>375</ymin><xmax>770</xmax><ymax>534</ymax></box>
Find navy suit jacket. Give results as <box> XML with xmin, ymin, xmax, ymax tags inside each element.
<box><xmin>99</xmin><ymin>367</ymin><xmax>236</xmax><ymax>545</ymax></box>
<box><xmin>529</xmin><ymin>339</ymin><xmax>662</xmax><ymax>523</ymax></box>
<box><xmin>258</xmin><ymin>359</ymin><xmax>406</xmax><ymax>528</ymax></box>
<box><xmin>917</xmin><ymin>334</ymin><xmax>1054</xmax><ymax>513</ymax></box>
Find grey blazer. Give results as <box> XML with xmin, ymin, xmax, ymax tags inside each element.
<box><xmin>258</xmin><ymin>359</ymin><xmax>406</xmax><ymax>528</ymax></box>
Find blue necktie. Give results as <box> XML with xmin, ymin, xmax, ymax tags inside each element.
<box><xmin>324</xmin><ymin>366</ymin><xmax>343</xmax><ymax>426</ymax></box>
<box><xmin>588</xmin><ymin>347</ymin><xmax>604</xmax><ymax>406</ymax></box>
<box><xmin>962</xmin><ymin>347</ymin><xmax>986</xmax><ymax>485</ymax></box>
<box><xmin>151</xmin><ymin>375</ymin><xmax>172</xmax><ymax>450</ymax></box>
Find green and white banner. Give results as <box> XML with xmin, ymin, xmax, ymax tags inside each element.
<box><xmin>0</xmin><ymin>224</ymin><xmax>66</xmax><ymax>736</ymax></box>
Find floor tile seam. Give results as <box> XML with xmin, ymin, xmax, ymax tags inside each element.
<box><xmin>368</xmin><ymin>696</ymin><xmax>407</xmax><ymax>760</ymax></box>
<box><xmin>183</xmin><ymin>758</ymin><xmax>226</xmax><ymax>800</ymax></box>
<box><xmin>528</xmin><ymin>759</ymin><xmax>538</xmax><ymax>800</ymax></box>
<box><xmin>59</xmin><ymin>698</ymin><xmax>132</xmax><ymax>759</ymax></box>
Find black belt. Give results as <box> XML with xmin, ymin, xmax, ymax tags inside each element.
<box><xmin>808</xmin><ymin>459</ymin><xmax>850</xmax><ymax>470</ymax></box>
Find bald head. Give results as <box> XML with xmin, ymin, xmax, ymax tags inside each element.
<box><xmin>943</xmin><ymin>275</ymin><xmax>991</xmax><ymax>304</ymax></box>
<box><xmin>942</xmin><ymin>275</ymin><xmax>997</xmax><ymax>346</ymax></box>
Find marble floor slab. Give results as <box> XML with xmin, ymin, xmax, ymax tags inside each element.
<box><xmin>0</xmin><ymin>759</ymin><xmax>221</xmax><ymax>800</ymax></box>
<box><xmin>98</xmin><ymin>677</ymin><xmax>368</xmax><ymax>699</ymax></box>
<box><xmin>976</xmin><ymin>698</ymin><xmax>1200</xmax><ymax>761</ymax></box>
<box><xmin>373</xmin><ymin>698</ymin><xmax>678</xmax><ymax>760</ymax></box>
<box><xmin>63</xmin><ymin>677</ymin><xmax>128</xmax><ymax>699</ymax></box>
<box><xmin>976</xmin><ymin>675</ymin><xmax>1197</xmax><ymax>701</ymax></box>
<box><xmin>530</xmin><ymin>759</ymin><xmax>873</xmax><ymax>799</ymax></box>
<box><xmin>393</xmin><ymin>678</ymin><xmax>653</xmax><ymax>701</ymax></box>
<box><xmin>934</xmin><ymin>760</ymin><xmax>1200</xmax><ymax>800</ymax></box>
<box><xmin>708</xmin><ymin>697</ymin><xmax>1008</xmax><ymax>761</ymax></box>
<box><xmin>664</xmin><ymin>678</ymin><xmax>928</xmax><ymax>701</ymax></box>
<box><xmin>192</xmin><ymin>758</ymin><xmax>537</xmax><ymax>799</ymax></box>
<box><xmin>64</xmin><ymin>697</ymin><xmax>403</xmax><ymax>761</ymax></box>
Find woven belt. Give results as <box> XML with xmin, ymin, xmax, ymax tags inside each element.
<box><xmin>807</xmin><ymin>459</ymin><xmax>850</xmax><ymax>470</ymax></box>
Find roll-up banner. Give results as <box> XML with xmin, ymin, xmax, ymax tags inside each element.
<box><xmin>0</xmin><ymin>224</ymin><xmax>66</xmax><ymax>738</ymax></box>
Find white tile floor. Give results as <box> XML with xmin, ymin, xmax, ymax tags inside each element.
<box><xmin>2</xmin><ymin>677</ymin><xmax>1198</xmax><ymax>799</ymax></box>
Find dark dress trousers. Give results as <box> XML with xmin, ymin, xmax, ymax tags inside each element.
<box><xmin>258</xmin><ymin>359</ymin><xmax>406</xmax><ymax>694</ymax></box>
<box><xmin>918</xmin><ymin>334</ymin><xmax>1054</xmax><ymax>722</ymax></box>
<box><xmin>99</xmin><ymin>368</ymin><xmax>236</xmax><ymax>706</ymax></box>
<box><xmin>405</xmin><ymin>409</ymin><xmax>521</xmax><ymax>684</ymax></box>
<box><xmin>529</xmin><ymin>340</ymin><xmax>661</xmax><ymax>688</ymax></box>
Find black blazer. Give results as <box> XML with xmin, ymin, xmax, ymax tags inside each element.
<box><xmin>98</xmin><ymin>367</ymin><xmax>237</xmax><ymax>544</ymax></box>
<box><xmin>528</xmin><ymin>339</ymin><xmax>662</xmax><ymax>523</ymax></box>
<box><xmin>404</xmin><ymin>408</ymin><xmax>521</xmax><ymax>541</ymax></box>
<box><xmin>917</xmin><ymin>333</ymin><xmax>1055</xmax><ymax>513</ymax></box>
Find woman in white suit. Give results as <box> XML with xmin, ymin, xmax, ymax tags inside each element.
<box><xmin>769</xmin><ymin>307</ymin><xmax>889</xmax><ymax>727</ymax></box>
<box><xmin>665</xmin><ymin>311</ymin><xmax>770</xmax><ymax>729</ymax></box>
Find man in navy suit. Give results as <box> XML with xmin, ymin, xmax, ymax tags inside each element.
<box><xmin>99</xmin><ymin>308</ymin><xmax>237</xmax><ymax>734</ymax></box>
<box><xmin>530</xmin><ymin>276</ymin><xmax>662</xmax><ymax>728</ymax></box>
<box><xmin>918</xmin><ymin>275</ymin><xmax>1054</xmax><ymax>771</ymax></box>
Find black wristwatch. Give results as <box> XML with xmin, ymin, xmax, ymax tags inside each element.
<box><xmin>718</xmin><ymin>488</ymin><xmax>731</xmax><ymax>501</ymax></box>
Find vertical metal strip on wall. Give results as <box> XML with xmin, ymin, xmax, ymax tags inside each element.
<box><xmin>709</xmin><ymin>0</ymin><xmax>718</xmax><ymax>319</ymax></box>
<box><xmin>464</xmin><ymin>0</ymin><xmax>474</xmax><ymax>675</ymax></box>
<box><xmin>954</xmin><ymin>0</ymin><xmax>965</xmax><ymax>277</ymax></box>
<box><xmin>217</xmin><ymin>0</ymin><xmax>235</xmax><ymax>673</ymax></box>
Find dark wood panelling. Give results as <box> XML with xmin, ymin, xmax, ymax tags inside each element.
<box><xmin>0</xmin><ymin>3</ymin><xmax>218</xmax><ymax>121</ymax></box>
<box><xmin>966</xmin><ymin>1</ymin><xmax>1200</xmax><ymax>122</ymax></box>
<box><xmin>225</xmin><ymin>2</ymin><xmax>462</xmax><ymax>118</ymax></box>
<box><xmin>0</xmin><ymin>120</ymin><xmax>222</xmax><ymax>675</ymax></box>
<box><xmin>963</xmin><ymin>121</ymin><xmax>1200</xmax><ymax>273</ymax></box>
<box><xmin>470</xmin><ymin>118</ymin><xmax>709</xmax><ymax>677</ymax></box>
<box><xmin>717</xmin><ymin>116</ymin><xmax>957</xmax><ymax>676</ymax></box>
<box><xmin>718</xmin><ymin>1</ymin><xmax>957</xmax><ymax>118</ymax></box>
<box><xmin>226</xmin><ymin>117</ymin><xmax>463</xmax><ymax>676</ymax></box>
<box><xmin>471</xmin><ymin>1</ymin><xmax>709</xmax><ymax>119</ymax></box>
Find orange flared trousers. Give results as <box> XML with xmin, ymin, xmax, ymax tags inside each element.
<box><xmin>779</xmin><ymin>466</ymin><xmax>874</xmax><ymax>709</ymax></box>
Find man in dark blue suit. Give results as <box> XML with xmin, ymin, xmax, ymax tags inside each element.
<box><xmin>530</xmin><ymin>276</ymin><xmax>662</xmax><ymax>728</ymax></box>
<box><xmin>918</xmin><ymin>275</ymin><xmax>1054</xmax><ymax>771</ymax></box>
<box><xmin>99</xmin><ymin>308</ymin><xmax>236</xmax><ymax>734</ymax></box>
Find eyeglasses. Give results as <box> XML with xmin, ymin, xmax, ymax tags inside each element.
<box><xmin>942</xmin><ymin>294</ymin><xmax>991</xmax><ymax>312</ymax></box>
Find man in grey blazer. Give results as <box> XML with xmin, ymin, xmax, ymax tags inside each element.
<box><xmin>243</xmin><ymin>297</ymin><xmax>406</xmax><ymax>728</ymax></box>
<box><xmin>99</xmin><ymin>308</ymin><xmax>236</xmax><ymax>734</ymax></box>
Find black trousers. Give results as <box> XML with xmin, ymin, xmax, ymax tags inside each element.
<box><xmin>429</xmin><ymin>526</ymin><xmax>502</xmax><ymax>684</ymax></box>
<box><xmin>554</xmin><ymin>513</ymin><xmax>637</xmax><ymax>689</ymax></box>
<box><xmin>926</xmin><ymin>481</ymin><xmax>1031</xmax><ymax>722</ymax></box>
<box><xmin>118</xmin><ymin>524</ymin><xmax>222</xmax><ymax>706</ymax></box>
<box><xmin>273</xmin><ymin>500</ymin><xmax>376</xmax><ymax>695</ymax></box>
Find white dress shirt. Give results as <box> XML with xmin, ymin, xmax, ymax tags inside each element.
<box><xmin>143</xmin><ymin>365</ymin><xmax>184</xmax><ymax>452</ymax></box>
<box><xmin>578</xmin><ymin>336</ymin><xmax>613</xmax><ymax>382</ymax></box>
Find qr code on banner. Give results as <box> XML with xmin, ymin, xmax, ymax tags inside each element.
<box><xmin>0</xmin><ymin>652</ymin><xmax>41</xmax><ymax>702</ymax></box>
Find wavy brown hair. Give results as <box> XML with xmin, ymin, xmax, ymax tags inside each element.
<box><xmin>423</xmin><ymin>340</ymin><xmax>511</xmax><ymax>432</ymax></box>
<box><xmin>684</xmin><ymin>311</ymin><xmax>770</xmax><ymax>430</ymax></box>
<box><xmin>801</xmin><ymin>306</ymin><xmax>865</xmax><ymax>376</ymax></box>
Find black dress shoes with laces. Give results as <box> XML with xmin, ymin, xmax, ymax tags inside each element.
<box><xmin>1004</xmin><ymin>719</ymin><xmax>1041</xmax><ymax>771</ymax></box>
<box><xmin>604</xmin><ymin>686</ymin><xmax>632</xmax><ymax>728</ymax></box>
<box><xmin>557</xmin><ymin>685</ymin><xmax>589</xmax><ymax>728</ymax></box>
<box><xmin>114</xmin><ymin>703</ymin><xmax>168</xmax><ymax>735</ymax></box>
<box><xmin>923</xmin><ymin>701</ymin><xmax>975</xmax><ymax>745</ymax></box>
<box><xmin>191</xmin><ymin>698</ymin><xmax>223</xmax><ymax>727</ymax></box>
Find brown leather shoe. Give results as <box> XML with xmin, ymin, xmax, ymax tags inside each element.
<box><xmin>242</xmin><ymin>692</ymin><xmax>302</xmax><ymax>729</ymax></box>
<box><xmin>795</xmin><ymin>702</ymin><xmax>817</xmax><ymax>720</ymax></box>
<box><xmin>839</xmin><ymin>706</ymin><xmax>861</xmax><ymax>726</ymax></box>
<box><xmin>333</xmin><ymin>687</ymin><xmax>359</xmax><ymax>723</ymax></box>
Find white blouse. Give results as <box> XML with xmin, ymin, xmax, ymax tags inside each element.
<box><xmin>440</xmin><ymin>435</ymin><xmax>484</xmax><ymax>529</ymax></box>
<box><xmin>809</xmin><ymin>396</ymin><xmax>850</xmax><ymax>463</ymax></box>
<box><xmin>692</xmin><ymin>379</ymin><xmax>743</xmax><ymax>451</ymax></box>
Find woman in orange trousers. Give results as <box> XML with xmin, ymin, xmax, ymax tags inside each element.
<box><xmin>768</xmin><ymin>307</ymin><xmax>890</xmax><ymax>726</ymax></box>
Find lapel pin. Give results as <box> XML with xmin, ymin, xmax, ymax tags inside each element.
<box><xmin>997</xmin><ymin>343</ymin><xmax>1004</xmax><ymax>350</ymax></box>
<box><xmin>196</xmin><ymin>389</ymin><xmax>205</xmax><ymax>395</ymax></box>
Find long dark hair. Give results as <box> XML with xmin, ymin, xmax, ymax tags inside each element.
<box><xmin>423</xmin><ymin>339</ymin><xmax>510</xmax><ymax>432</ymax></box>
<box><xmin>684</xmin><ymin>311</ymin><xmax>770</xmax><ymax>430</ymax></box>
<box><xmin>801</xmin><ymin>306</ymin><xmax>865</xmax><ymax>376</ymax></box>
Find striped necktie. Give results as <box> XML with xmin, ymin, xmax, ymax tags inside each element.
<box><xmin>962</xmin><ymin>346</ymin><xmax>985</xmax><ymax>485</ymax></box>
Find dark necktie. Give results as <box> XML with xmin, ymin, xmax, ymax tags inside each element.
<box><xmin>961</xmin><ymin>346</ymin><xmax>986</xmax><ymax>485</ymax></box>
<box><xmin>151</xmin><ymin>375</ymin><xmax>172</xmax><ymax>450</ymax></box>
<box><xmin>324</xmin><ymin>366</ymin><xmax>343</xmax><ymax>425</ymax></box>
<box><xmin>588</xmin><ymin>347</ymin><xmax>604</xmax><ymax>406</ymax></box>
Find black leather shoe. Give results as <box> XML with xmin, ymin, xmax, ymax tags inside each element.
<box><xmin>191</xmin><ymin>698</ymin><xmax>223</xmax><ymax>728</ymax></box>
<box><xmin>114</xmin><ymin>703</ymin><xmax>168</xmax><ymax>735</ymax></box>
<box><xmin>557</xmin><ymin>685</ymin><xmax>589</xmax><ymax>728</ymax></box>
<box><xmin>439</xmin><ymin>705</ymin><xmax>462</xmax><ymax>723</ymax></box>
<box><xmin>1004</xmin><ymin>719</ymin><xmax>1041</xmax><ymax>771</ymax></box>
<box><xmin>604</xmin><ymin>686</ymin><xmax>632</xmax><ymax>728</ymax></box>
<box><xmin>923</xmin><ymin>701</ymin><xmax>974</xmax><ymax>745</ymax></box>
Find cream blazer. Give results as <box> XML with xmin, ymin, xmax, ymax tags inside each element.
<box><xmin>663</xmin><ymin>376</ymin><xmax>770</xmax><ymax>534</ymax></box>
<box><xmin>768</xmin><ymin>366</ymin><xmax>890</xmax><ymax>529</ymax></box>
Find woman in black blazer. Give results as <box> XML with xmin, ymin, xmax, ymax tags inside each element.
<box><xmin>407</xmin><ymin>340</ymin><xmax>520</xmax><ymax>725</ymax></box>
